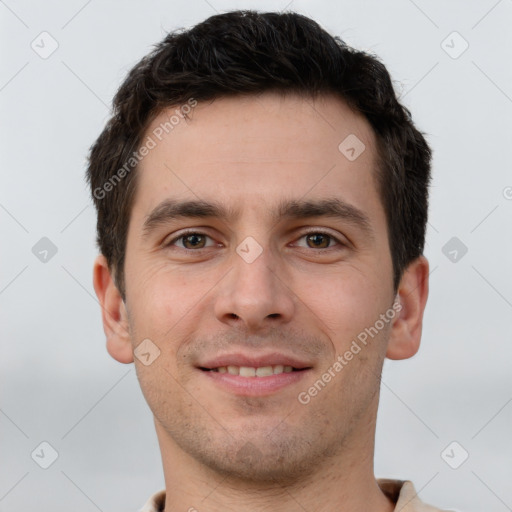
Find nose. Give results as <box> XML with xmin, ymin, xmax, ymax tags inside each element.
<box><xmin>214</xmin><ymin>243</ymin><xmax>296</xmax><ymax>331</ymax></box>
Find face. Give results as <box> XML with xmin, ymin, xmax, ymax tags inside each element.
<box><xmin>119</xmin><ymin>92</ymin><xmax>399</xmax><ymax>482</ymax></box>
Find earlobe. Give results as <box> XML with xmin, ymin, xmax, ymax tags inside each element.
<box><xmin>386</xmin><ymin>255</ymin><xmax>429</xmax><ymax>361</ymax></box>
<box><xmin>92</xmin><ymin>254</ymin><xmax>134</xmax><ymax>364</ymax></box>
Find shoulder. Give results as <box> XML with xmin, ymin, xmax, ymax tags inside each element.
<box><xmin>138</xmin><ymin>489</ymin><xmax>166</xmax><ymax>512</ymax></box>
<box><xmin>378</xmin><ymin>478</ymin><xmax>455</xmax><ymax>511</ymax></box>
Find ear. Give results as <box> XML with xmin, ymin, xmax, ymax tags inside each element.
<box><xmin>92</xmin><ymin>254</ymin><xmax>133</xmax><ymax>364</ymax></box>
<box><xmin>386</xmin><ymin>255</ymin><xmax>429</xmax><ymax>360</ymax></box>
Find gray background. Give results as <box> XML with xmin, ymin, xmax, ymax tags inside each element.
<box><xmin>1</xmin><ymin>0</ymin><xmax>511</xmax><ymax>510</ymax></box>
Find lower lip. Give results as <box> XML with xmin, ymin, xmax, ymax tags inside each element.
<box><xmin>199</xmin><ymin>369</ymin><xmax>311</xmax><ymax>396</ymax></box>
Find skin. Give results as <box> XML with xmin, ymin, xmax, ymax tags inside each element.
<box><xmin>93</xmin><ymin>92</ymin><xmax>429</xmax><ymax>512</ymax></box>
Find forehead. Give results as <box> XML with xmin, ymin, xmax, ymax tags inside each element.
<box><xmin>132</xmin><ymin>92</ymin><xmax>383</xmax><ymax>229</ymax></box>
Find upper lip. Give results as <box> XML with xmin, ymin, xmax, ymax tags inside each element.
<box><xmin>198</xmin><ymin>352</ymin><xmax>313</xmax><ymax>370</ymax></box>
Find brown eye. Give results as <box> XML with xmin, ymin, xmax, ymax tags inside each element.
<box><xmin>164</xmin><ymin>231</ymin><xmax>219</xmax><ymax>252</ymax></box>
<box><xmin>166</xmin><ymin>232</ymin><xmax>215</xmax><ymax>250</ymax></box>
<box><xmin>305</xmin><ymin>233</ymin><xmax>332</xmax><ymax>248</ymax></box>
<box><xmin>181</xmin><ymin>233</ymin><xmax>207</xmax><ymax>249</ymax></box>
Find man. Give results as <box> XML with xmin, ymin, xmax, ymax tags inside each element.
<box><xmin>87</xmin><ymin>10</ymin><xmax>448</xmax><ymax>512</ymax></box>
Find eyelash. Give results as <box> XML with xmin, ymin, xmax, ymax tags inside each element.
<box><xmin>165</xmin><ymin>229</ymin><xmax>345</xmax><ymax>251</ymax></box>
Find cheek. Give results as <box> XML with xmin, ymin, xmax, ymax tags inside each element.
<box><xmin>299</xmin><ymin>267</ymin><xmax>389</xmax><ymax>350</ymax></box>
<box><xmin>128</xmin><ymin>264</ymin><xmax>212</xmax><ymax>354</ymax></box>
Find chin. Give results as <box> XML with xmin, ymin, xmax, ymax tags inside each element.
<box><xmin>187</xmin><ymin>427</ymin><xmax>331</xmax><ymax>486</ymax></box>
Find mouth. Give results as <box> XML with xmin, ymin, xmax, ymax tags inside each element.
<box><xmin>199</xmin><ymin>365</ymin><xmax>310</xmax><ymax>377</ymax></box>
<box><xmin>196</xmin><ymin>353</ymin><xmax>313</xmax><ymax>396</ymax></box>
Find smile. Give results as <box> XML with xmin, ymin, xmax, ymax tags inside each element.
<box><xmin>201</xmin><ymin>365</ymin><xmax>306</xmax><ymax>377</ymax></box>
<box><xmin>198</xmin><ymin>366</ymin><xmax>311</xmax><ymax>396</ymax></box>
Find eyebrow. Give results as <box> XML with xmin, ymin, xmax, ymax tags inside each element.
<box><xmin>142</xmin><ymin>197</ymin><xmax>374</xmax><ymax>240</ymax></box>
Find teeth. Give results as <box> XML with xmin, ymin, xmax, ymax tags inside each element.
<box><xmin>211</xmin><ymin>364</ymin><xmax>299</xmax><ymax>377</ymax></box>
<box><xmin>227</xmin><ymin>365</ymin><xmax>239</xmax><ymax>375</ymax></box>
<box><xmin>255</xmin><ymin>366</ymin><xmax>273</xmax><ymax>377</ymax></box>
<box><xmin>240</xmin><ymin>366</ymin><xmax>256</xmax><ymax>377</ymax></box>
